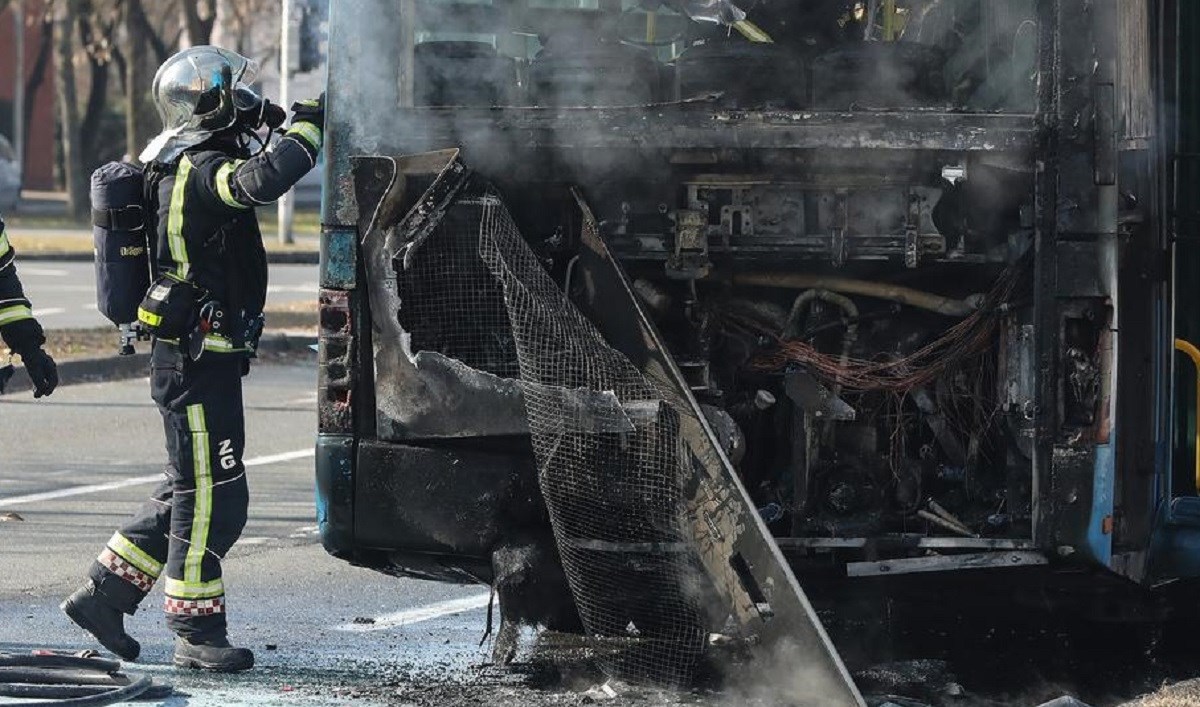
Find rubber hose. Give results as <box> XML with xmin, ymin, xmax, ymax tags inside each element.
<box><xmin>732</xmin><ymin>272</ymin><xmax>979</xmax><ymax>317</ymax></box>
<box><xmin>1</xmin><ymin>675</ymin><xmax>151</xmax><ymax>707</ymax></box>
<box><xmin>0</xmin><ymin>684</ymin><xmax>116</xmax><ymax>699</ymax></box>
<box><xmin>0</xmin><ymin>667</ymin><xmax>123</xmax><ymax>686</ymax></box>
<box><xmin>0</xmin><ymin>654</ymin><xmax>122</xmax><ymax>673</ymax></box>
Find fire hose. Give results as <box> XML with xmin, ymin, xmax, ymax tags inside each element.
<box><xmin>0</xmin><ymin>652</ymin><xmax>171</xmax><ymax>706</ymax></box>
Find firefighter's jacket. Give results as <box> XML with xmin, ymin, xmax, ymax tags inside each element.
<box><xmin>0</xmin><ymin>217</ymin><xmax>45</xmax><ymax>353</ymax></box>
<box><xmin>142</xmin><ymin>120</ymin><xmax>322</xmax><ymax>354</ymax></box>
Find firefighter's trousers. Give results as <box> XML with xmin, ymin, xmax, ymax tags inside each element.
<box><xmin>88</xmin><ymin>341</ymin><xmax>248</xmax><ymax>642</ymax></box>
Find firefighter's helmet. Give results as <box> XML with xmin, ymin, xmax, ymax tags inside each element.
<box><xmin>139</xmin><ymin>46</ymin><xmax>260</xmax><ymax>164</ymax></box>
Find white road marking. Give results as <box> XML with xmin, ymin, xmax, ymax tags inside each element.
<box><xmin>31</xmin><ymin>307</ymin><xmax>65</xmax><ymax>317</ymax></box>
<box><xmin>266</xmin><ymin>284</ymin><xmax>317</xmax><ymax>294</ymax></box>
<box><xmin>19</xmin><ymin>267</ymin><xmax>70</xmax><ymax>277</ymax></box>
<box><xmin>244</xmin><ymin>449</ymin><xmax>313</xmax><ymax>466</ymax></box>
<box><xmin>0</xmin><ymin>448</ymin><xmax>315</xmax><ymax>507</ymax></box>
<box><xmin>336</xmin><ymin>593</ymin><xmax>493</xmax><ymax>632</ymax></box>
<box><xmin>283</xmin><ymin>393</ymin><xmax>317</xmax><ymax>405</ymax></box>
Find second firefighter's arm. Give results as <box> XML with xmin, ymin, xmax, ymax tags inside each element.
<box><xmin>200</xmin><ymin>98</ymin><xmax>324</xmax><ymax>211</ymax></box>
<box><xmin>0</xmin><ymin>218</ymin><xmax>44</xmax><ymax>350</ymax></box>
<box><xmin>0</xmin><ymin>216</ymin><xmax>58</xmax><ymax>398</ymax></box>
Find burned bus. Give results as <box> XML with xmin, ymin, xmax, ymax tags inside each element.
<box><xmin>314</xmin><ymin>0</ymin><xmax>1196</xmax><ymax>698</ymax></box>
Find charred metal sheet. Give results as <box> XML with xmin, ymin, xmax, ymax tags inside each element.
<box><xmin>354</xmin><ymin>438</ymin><xmax>541</xmax><ymax>564</ymax></box>
<box><xmin>353</xmin><ymin>152</ymin><xmax>531</xmax><ymax>440</ymax></box>
<box><xmin>570</xmin><ymin>190</ymin><xmax>864</xmax><ymax>707</ymax></box>
<box><xmin>784</xmin><ymin>370</ymin><xmax>855</xmax><ymax>421</ymax></box>
<box><xmin>777</xmin><ymin>537</ymin><xmax>1036</xmax><ymax>551</ymax></box>
<box><xmin>845</xmin><ymin>551</ymin><xmax>1048</xmax><ymax>577</ymax></box>
<box><xmin>389</xmin><ymin>106</ymin><xmax>1037</xmax><ymax>153</ymax></box>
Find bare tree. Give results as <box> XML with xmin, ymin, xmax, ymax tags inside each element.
<box><xmin>122</xmin><ymin>0</ymin><xmax>155</xmax><ymax>157</ymax></box>
<box><xmin>213</xmin><ymin>0</ymin><xmax>276</xmax><ymax>57</ymax></box>
<box><xmin>180</xmin><ymin>0</ymin><xmax>214</xmax><ymax>47</ymax></box>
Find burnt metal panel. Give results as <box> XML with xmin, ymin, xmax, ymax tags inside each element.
<box><xmin>353</xmin><ymin>152</ymin><xmax>531</xmax><ymax>440</ymax></box>
<box><xmin>1056</xmin><ymin>241</ymin><xmax>1107</xmax><ymax>298</ymax></box>
<box><xmin>389</xmin><ymin>106</ymin><xmax>1037</xmax><ymax>153</ymax></box>
<box><xmin>1117</xmin><ymin>0</ymin><xmax>1154</xmax><ymax>145</ymax></box>
<box><xmin>1033</xmin><ymin>0</ymin><xmax>1123</xmax><ymax>564</ymax></box>
<box><xmin>353</xmin><ymin>439</ymin><xmax>541</xmax><ymax>557</ymax></box>
<box><xmin>570</xmin><ymin>193</ymin><xmax>864</xmax><ymax>706</ymax></box>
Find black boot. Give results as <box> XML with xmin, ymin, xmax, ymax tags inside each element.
<box><xmin>61</xmin><ymin>582</ymin><xmax>141</xmax><ymax>661</ymax></box>
<box><xmin>173</xmin><ymin>636</ymin><xmax>254</xmax><ymax>672</ymax></box>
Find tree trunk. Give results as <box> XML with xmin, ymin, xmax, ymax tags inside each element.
<box><xmin>24</xmin><ymin>16</ymin><xmax>53</xmax><ymax>140</ymax></box>
<box><xmin>181</xmin><ymin>0</ymin><xmax>215</xmax><ymax>48</ymax></box>
<box><xmin>53</xmin><ymin>0</ymin><xmax>86</xmax><ymax>220</ymax></box>
<box><xmin>210</xmin><ymin>0</ymin><xmax>238</xmax><ymax>53</ymax></box>
<box><xmin>78</xmin><ymin>9</ymin><xmax>110</xmax><ymax>170</ymax></box>
<box><xmin>126</xmin><ymin>0</ymin><xmax>170</xmax><ymax>65</ymax></box>
<box><xmin>123</xmin><ymin>0</ymin><xmax>157</xmax><ymax>162</ymax></box>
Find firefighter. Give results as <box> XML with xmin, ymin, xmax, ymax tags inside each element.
<box><xmin>61</xmin><ymin>46</ymin><xmax>323</xmax><ymax>672</ymax></box>
<box><xmin>0</xmin><ymin>216</ymin><xmax>59</xmax><ymax>397</ymax></box>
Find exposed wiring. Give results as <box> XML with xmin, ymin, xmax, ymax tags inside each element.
<box><xmin>730</xmin><ymin>263</ymin><xmax>1023</xmax><ymax>394</ymax></box>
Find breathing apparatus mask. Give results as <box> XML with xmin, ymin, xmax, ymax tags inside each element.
<box><xmin>231</xmin><ymin>85</ymin><xmax>287</xmax><ymax>154</ymax></box>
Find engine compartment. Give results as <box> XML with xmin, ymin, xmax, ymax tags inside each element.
<box><xmin>339</xmin><ymin>0</ymin><xmax>1077</xmax><ymax>571</ymax></box>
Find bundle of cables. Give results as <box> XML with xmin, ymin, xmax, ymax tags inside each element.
<box><xmin>734</xmin><ymin>262</ymin><xmax>1025</xmax><ymax>395</ymax></box>
<box><xmin>0</xmin><ymin>651</ymin><xmax>171</xmax><ymax>706</ymax></box>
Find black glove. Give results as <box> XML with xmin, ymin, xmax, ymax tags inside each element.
<box><xmin>17</xmin><ymin>346</ymin><xmax>57</xmax><ymax>398</ymax></box>
<box><xmin>263</xmin><ymin>100</ymin><xmax>288</xmax><ymax>131</ymax></box>
<box><xmin>290</xmin><ymin>93</ymin><xmax>325</xmax><ymax>130</ymax></box>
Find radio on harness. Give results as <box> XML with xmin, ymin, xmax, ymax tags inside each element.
<box><xmin>91</xmin><ymin>162</ymin><xmax>154</xmax><ymax>355</ymax></box>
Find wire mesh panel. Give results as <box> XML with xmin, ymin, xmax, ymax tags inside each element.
<box><xmin>476</xmin><ymin>190</ymin><xmax>709</xmax><ymax>684</ymax></box>
<box><xmin>395</xmin><ymin>178</ymin><xmax>521</xmax><ymax>379</ymax></box>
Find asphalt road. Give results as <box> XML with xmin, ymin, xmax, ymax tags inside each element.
<box><xmin>0</xmin><ymin>365</ymin><xmax>503</xmax><ymax>707</ymax></box>
<box><xmin>14</xmin><ymin>261</ymin><xmax>318</xmax><ymax>329</ymax></box>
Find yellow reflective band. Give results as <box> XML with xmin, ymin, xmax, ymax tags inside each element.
<box><xmin>184</xmin><ymin>404</ymin><xmax>212</xmax><ymax>584</ymax></box>
<box><xmin>0</xmin><ymin>304</ymin><xmax>33</xmax><ymax>326</ymax></box>
<box><xmin>733</xmin><ymin>19</ymin><xmax>773</xmax><ymax>43</ymax></box>
<box><xmin>203</xmin><ymin>334</ymin><xmax>235</xmax><ymax>352</ymax></box>
<box><xmin>215</xmin><ymin>160</ymin><xmax>249</xmax><ymax>209</ymax></box>
<box><xmin>0</xmin><ymin>230</ymin><xmax>10</xmax><ymax>258</ymax></box>
<box><xmin>165</xmin><ymin>577</ymin><xmax>224</xmax><ymax>599</ymax></box>
<box><xmin>287</xmin><ymin>122</ymin><xmax>322</xmax><ymax>151</ymax></box>
<box><xmin>107</xmin><ymin>532</ymin><xmax>163</xmax><ymax>578</ymax></box>
<box><xmin>167</xmin><ymin>156</ymin><xmax>193</xmax><ymax>280</ymax></box>
<box><xmin>136</xmin><ymin>307</ymin><xmax>162</xmax><ymax>327</ymax></box>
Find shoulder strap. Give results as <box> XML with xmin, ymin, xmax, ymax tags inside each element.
<box><xmin>141</xmin><ymin>161</ymin><xmax>172</xmax><ymax>278</ymax></box>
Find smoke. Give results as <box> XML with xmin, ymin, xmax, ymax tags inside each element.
<box><xmin>328</xmin><ymin>0</ymin><xmax>1054</xmax><ymax>702</ymax></box>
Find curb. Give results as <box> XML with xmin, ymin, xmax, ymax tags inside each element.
<box><xmin>17</xmin><ymin>251</ymin><xmax>320</xmax><ymax>265</ymax></box>
<box><xmin>1</xmin><ymin>333</ymin><xmax>318</xmax><ymax>396</ymax></box>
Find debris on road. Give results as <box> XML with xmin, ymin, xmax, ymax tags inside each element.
<box><xmin>1037</xmin><ymin>697</ymin><xmax>1093</xmax><ymax>707</ymax></box>
<box><xmin>853</xmin><ymin>660</ymin><xmax>963</xmax><ymax>702</ymax></box>
<box><xmin>1120</xmin><ymin>679</ymin><xmax>1200</xmax><ymax>707</ymax></box>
